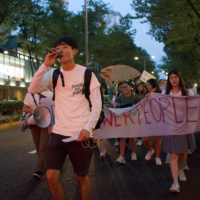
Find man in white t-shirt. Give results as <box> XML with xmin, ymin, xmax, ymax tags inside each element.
<box><xmin>28</xmin><ymin>36</ymin><xmax>102</xmax><ymax>200</ymax></box>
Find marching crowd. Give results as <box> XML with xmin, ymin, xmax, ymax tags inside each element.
<box><xmin>99</xmin><ymin>71</ymin><xmax>196</xmax><ymax>193</ymax></box>
<box><xmin>23</xmin><ymin>36</ymin><xmax>198</xmax><ymax>199</ymax></box>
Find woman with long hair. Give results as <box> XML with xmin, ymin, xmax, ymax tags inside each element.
<box><xmin>135</xmin><ymin>83</ymin><xmax>146</xmax><ymax>100</ymax></box>
<box><xmin>116</xmin><ymin>81</ymin><xmax>140</xmax><ymax>164</ymax></box>
<box><xmin>144</xmin><ymin>79</ymin><xmax>162</xmax><ymax>165</ymax></box>
<box><xmin>162</xmin><ymin>70</ymin><xmax>196</xmax><ymax>193</ymax></box>
<box><xmin>135</xmin><ymin>83</ymin><xmax>146</xmax><ymax>146</ymax></box>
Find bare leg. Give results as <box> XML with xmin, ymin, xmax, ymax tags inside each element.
<box><xmin>170</xmin><ymin>154</ymin><xmax>179</xmax><ymax>183</ymax></box>
<box><xmin>100</xmin><ymin>139</ymin><xmax>107</xmax><ymax>153</ymax></box>
<box><xmin>154</xmin><ymin>136</ymin><xmax>161</xmax><ymax>158</ymax></box>
<box><xmin>144</xmin><ymin>137</ymin><xmax>152</xmax><ymax>151</ymax></box>
<box><xmin>77</xmin><ymin>175</ymin><xmax>91</xmax><ymax>200</ymax></box>
<box><xmin>46</xmin><ymin>169</ymin><xmax>65</xmax><ymax>200</ymax></box>
<box><xmin>129</xmin><ymin>138</ymin><xmax>136</xmax><ymax>153</ymax></box>
<box><xmin>120</xmin><ymin>138</ymin><xmax>126</xmax><ymax>157</ymax></box>
<box><xmin>178</xmin><ymin>153</ymin><xmax>187</xmax><ymax>170</ymax></box>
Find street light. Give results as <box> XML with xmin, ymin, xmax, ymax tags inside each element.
<box><xmin>151</xmin><ymin>71</ymin><xmax>154</xmax><ymax>74</ymax></box>
<box><xmin>134</xmin><ymin>55</ymin><xmax>155</xmax><ymax>71</ymax></box>
<box><xmin>162</xmin><ymin>70</ymin><xmax>165</xmax><ymax>73</ymax></box>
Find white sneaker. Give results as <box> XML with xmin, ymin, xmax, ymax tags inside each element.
<box><xmin>100</xmin><ymin>151</ymin><xmax>106</xmax><ymax>158</ymax></box>
<box><xmin>155</xmin><ymin>157</ymin><xmax>162</xmax><ymax>165</ymax></box>
<box><xmin>114</xmin><ymin>141</ymin><xmax>119</xmax><ymax>146</ymax></box>
<box><xmin>183</xmin><ymin>162</ymin><xmax>189</xmax><ymax>171</ymax></box>
<box><xmin>165</xmin><ymin>153</ymin><xmax>170</xmax><ymax>164</ymax></box>
<box><xmin>116</xmin><ymin>156</ymin><xmax>126</xmax><ymax>164</ymax></box>
<box><xmin>170</xmin><ymin>183</ymin><xmax>180</xmax><ymax>193</ymax></box>
<box><xmin>188</xmin><ymin>149</ymin><xmax>192</xmax><ymax>154</ymax></box>
<box><xmin>145</xmin><ymin>149</ymin><xmax>155</xmax><ymax>160</ymax></box>
<box><xmin>137</xmin><ymin>139</ymin><xmax>142</xmax><ymax>146</ymax></box>
<box><xmin>131</xmin><ymin>152</ymin><xmax>137</xmax><ymax>161</ymax></box>
<box><xmin>178</xmin><ymin>170</ymin><xmax>186</xmax><ymax>181</ymax></box>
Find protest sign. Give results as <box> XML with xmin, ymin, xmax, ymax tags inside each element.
<box><xmin>140</xmin><ymin>70</ymin><xmax>156</xmax><ymax>83</ymax></box>
<box><xmin>39</xmin><ymin>94</ymin><xmax>200</xmax><ymax>139</ymax></box>
<box><xmin>100</xmin><ymin>65</ymin><xmax>141</xmax><ymax>81</ymax></box>
<box><xmin>93</xmin><ymin>93</ymin><xmax>200</xmax><ymax>139</ymax></box>
<box><xmin>189</xmin><ymin>88</ymin><xmax>197</xmax><ymax>94</ymax></box>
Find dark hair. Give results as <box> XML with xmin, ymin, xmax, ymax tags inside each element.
<box><xmin>123</xmin><ymin>81</ymin><xmax>134</xmax><ymax>93</ymax></box>
<box><xmin>135</xmin><ymin>83</ymin><xmax>145</xmax><ymax>95</ymax></box>
<box><xmin>117</xmin><ymin>82</ymin><xmax>123</xmax><ymax>92</ymax></box>
<box><xmin>101</xmin><ymin>82</ymin><xmax>108</xmax><ymax>95</ymax></box>
<box><xmin>123</xmin><ymin>81</ymin><xmax>132</xmax><ymax>87</ymax></box>
<box><xmin>136</xmin><ymin>79</ymin><xmax>141</xmax><ymax>85</ymax></box>
<box><xmin>165</xmin><ymin>70</ymin><xmax>187</xmax><ymax>96</ymax></box>
<box><xmin>147</xmin><ymin>79</ymin><xmax>162</xmax><ymax>93</ymax></box>
<box><xmin>54</xmin><ymin>36</ymin><xmax>78</xmax><ymax>49</ymax></box>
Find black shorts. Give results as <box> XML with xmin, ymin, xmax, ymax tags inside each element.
<box><xmin>46</xmin><ymin>133</ymin><xmax>93</xmax><ymax>177</ymax></box>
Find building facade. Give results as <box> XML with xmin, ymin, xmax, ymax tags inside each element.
<box><xmin>0</xmin><ymin>36</ymin><xmax>43</xmax><ymax>101</ymax></box>
<box><xmin>104</xmin><ymin>10</ymin><xmax>122</xmax><ymax>29</ymax></box>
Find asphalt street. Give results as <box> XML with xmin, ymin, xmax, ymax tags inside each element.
<box><xmin>0</xmin><ymin>128</ymin><xmax>200</xmax><ymax>200</ymax></box>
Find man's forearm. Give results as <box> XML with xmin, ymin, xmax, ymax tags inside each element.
<box><xmin>28</xmin><ymin>63</ymin><xmax>50</xmax><ymax>94</ymax></box>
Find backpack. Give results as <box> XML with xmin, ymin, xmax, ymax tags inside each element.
<box><xmin>52</xmin><ymin>68</ymin><xmax>105</xmax><ymax>130</ymax></box>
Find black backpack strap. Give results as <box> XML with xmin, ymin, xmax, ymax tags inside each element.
<box><xmin>52</xmin><ymin>68</ymin><xmax>65</xmax><ymax>101</ymax></box>
<box><xmin>83</xmin><ymin>69</ymin><xmax>93</xmax><ymax>108</ymax></box>
<box><xmin>83</xmin><ymin>69</ymin><xmax>104</xmax><ymax>109</ymax></box>
<box><xmin>31</xmin><ymin>94</ymin><xmax>37</xmax><ymax>106</ymax></box>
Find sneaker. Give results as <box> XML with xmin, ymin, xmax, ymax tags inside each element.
<box><xmin>33</xmin><ymin>171</ymin><xmax>43</xmax><ymax>180</ymax></box>
<box><xmin>114</xmin><ymin>141</ymin><xmax>119</xmax><ymax>146</ymax></box>
<box><xmin>145</xmin><ymin>149</ymin><xmax>155</xmax><ymax>160</ymax></box>
<box><xmin>116</xmin><ymin>156</ymin><xmax>126</xmax><ymax>164</ymax></box>
<box><xmin>183</xmin><ymin>162</ymin><xmax>189</xmax><ymax>171</ymax></box>
<box><xmin>178</xmin><ymin>170</ymin><xmax>186</xmax><ymax>181</ymax></box>
<box><xmin>100</xmin><ymin>151</ymin><xmax>106</xmax><ymax>158</ymax></box>
<box><xmin>170</xmin><ymin>183</ymin><xmax>180</xmax><ymax>193</ymax></box>
<box><xmin>188</xmin><ymin>149</ymin><xmax>192</xmax><ymax>154</ymax></box>
<box><xmin>137</xmin><ymin>139</ymin><xmax>142</xmax><ymax>146</ymax></box>
<box><xmin>165</xmin><ymin>153</ymin><xmax>170</xmax><ymax>164</ymax></box>
<box><xmin>155</xmin><ymin>157</ymin><xmax>162</xmax><ymax>165</ymax></box>
<box><xmin>131</xmin><ymin>152</ymin><xmax>137</xmax><ymax>161</ymax></box>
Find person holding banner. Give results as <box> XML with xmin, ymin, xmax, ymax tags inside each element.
<box><xmin>144</xmin><ymin>79</ymin><xmax>162</xmax><ymax>165</ymax></box>
<box><xmin>162</xmin><ymin>70</ymin><xmax>196</xmax><ymax>193</ymax></box>
<box><xmin>109</xmin><ymin>81</ymin><xmax>124</xmax><ymax>147</ymax></box>
<box><xmin>28</xmin><ymin>36</ymin><xmax>102</xmax><ymax>200</ymax></box>
<box><xmin>116</xmin><ymin>81</ymin><xmax>140</xmax><ymax>164</ymax></box>
<box><xmin>135</xmin><ymin>83</ymin><xmax>146</xmax><ymax>146</ymax></box>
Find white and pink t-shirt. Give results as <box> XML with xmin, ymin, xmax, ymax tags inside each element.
<box><xmin>28</xmin><ymin>63</ymin><xmax>102</xmax><ymax>136</ymax></box>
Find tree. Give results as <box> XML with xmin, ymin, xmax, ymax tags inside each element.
<box><xmin>11</xmin><ymin>0</ymin><xmax>47</xmax><ymax>76</ymax></box>
<box><xmin>0</xmin><ymin>22</ymin><xmax>11</xmax><ymax>45</ymax></box>
<box><xmin>131</xmin><ymin>0</ymin><xmax>200</xmax><ymax>85</ymax></box>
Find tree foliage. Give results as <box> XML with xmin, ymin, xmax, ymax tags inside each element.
<box><xmin>132</xmin><ymin>0</ymin><xmax>200</xmax><ymax>87</ymax></box>
<box><xmin>2</xmin><ymin>0</ymin><xmax>157</xmax><ymax>82</ymax></box>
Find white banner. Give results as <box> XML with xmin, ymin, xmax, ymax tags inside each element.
<box><xmin>93</xmin><ymin>93</ymin><xmax>200</xmax><ymax>139</ymax></box>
